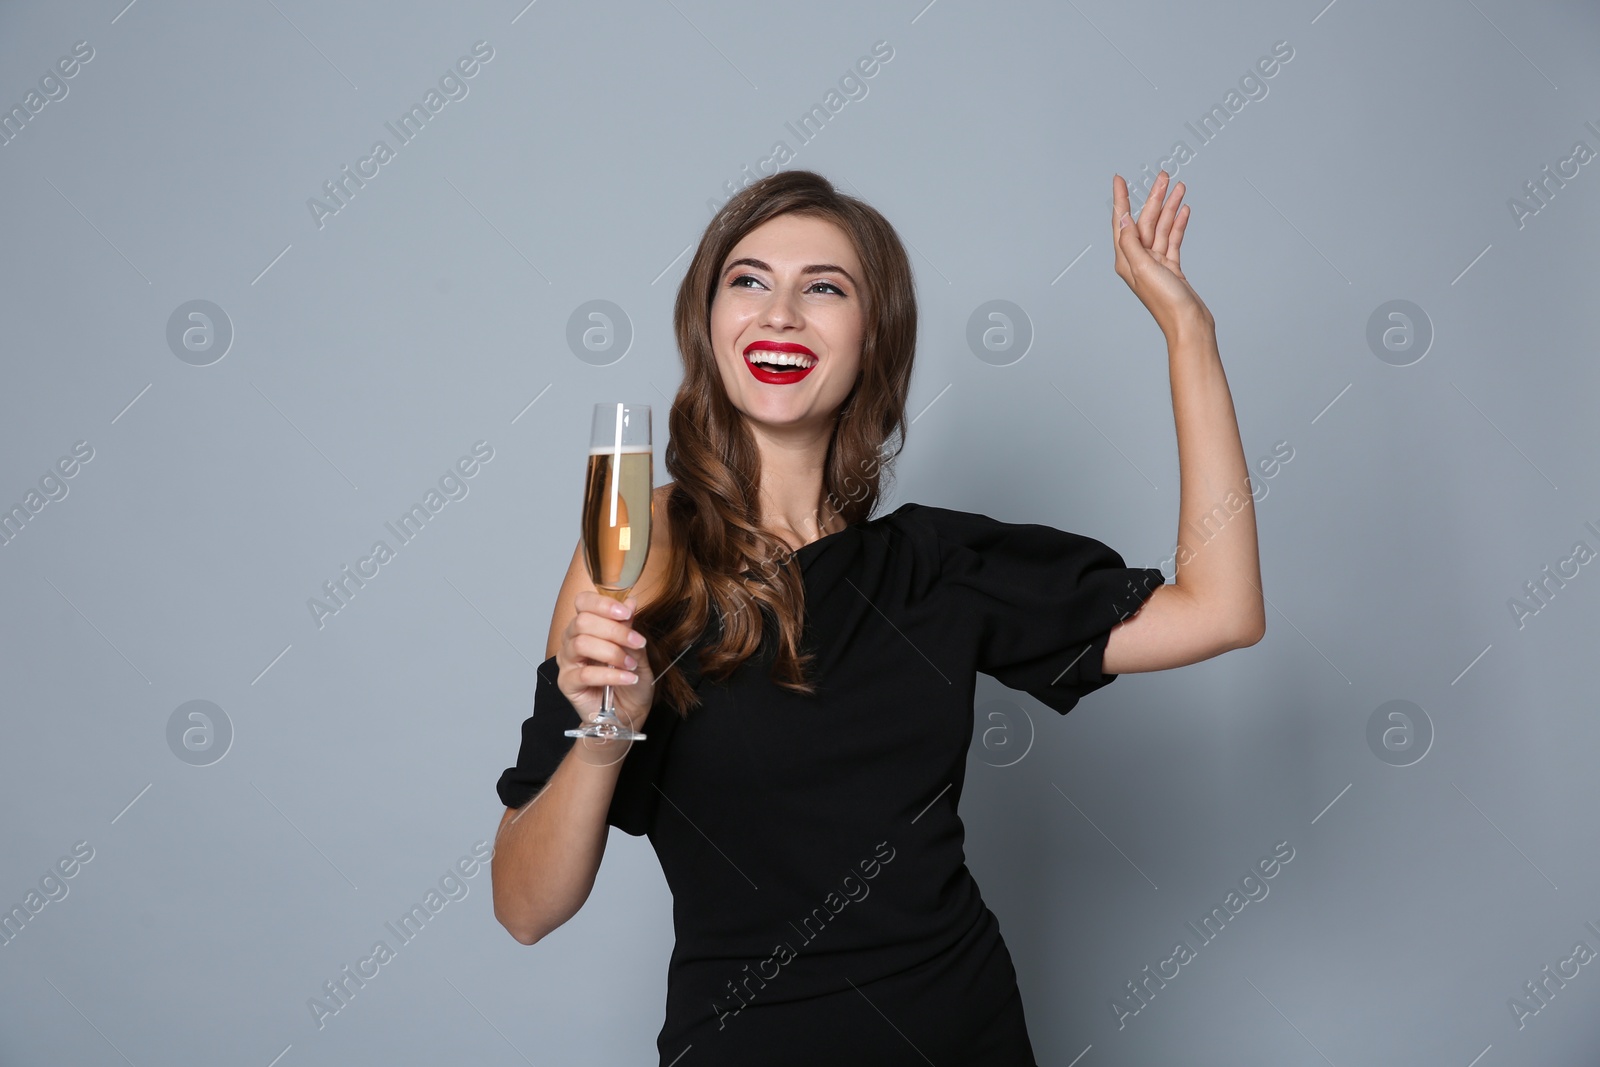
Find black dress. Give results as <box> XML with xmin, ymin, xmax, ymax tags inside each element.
<box><xmin>497</xmin><ymin>502</ymin><xmax>1166</xmax><ymax>1066</ymax></box>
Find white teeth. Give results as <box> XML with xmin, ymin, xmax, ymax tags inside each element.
<box><xmin>746</xmin><ymin>350</ymin><xmax>817</xmax><ymax>368</ymax></box>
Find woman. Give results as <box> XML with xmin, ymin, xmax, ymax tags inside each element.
<box><xmin>493</xmin><ymin>169</ymin><xmax>1263</xmax><ymax>1065</ymax></box>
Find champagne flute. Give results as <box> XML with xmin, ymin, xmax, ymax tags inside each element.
<box><xmin>565</xmin><ymin>402</ymin><xmax>652</xmax><ymax>741</ymax></box>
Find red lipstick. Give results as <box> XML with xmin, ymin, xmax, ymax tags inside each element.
<box><xmin>743</xmin><ymin>341</ymin><xmax>817</xmax><ymax>384</ymax></box>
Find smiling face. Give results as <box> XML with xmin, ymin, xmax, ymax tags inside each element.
<box><xmin>709</xmin><ymin>212</ymin><xmax>866</xmax><ymax>435</ymax></box>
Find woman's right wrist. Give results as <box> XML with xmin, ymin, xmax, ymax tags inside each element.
<box><xmin>573</xmin><ymin>733</ymin><xmax>634</xmax><ymax>768</ymax></box>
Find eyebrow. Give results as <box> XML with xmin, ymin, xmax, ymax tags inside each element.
<box><xmin>722</xmin><ymin>257</ymin><xmax>857</xmax><ymax>289</ymax></box>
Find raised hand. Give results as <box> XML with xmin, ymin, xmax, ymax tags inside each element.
<box><xmin>1111</xmin><ymin>171</ymin><xmax>1213</xmax><ymax>340</ymax></box>
<box><xmin>556</xmin><ymin>590</ymin><xmax>656</xmax><ymax>739</ymax></box>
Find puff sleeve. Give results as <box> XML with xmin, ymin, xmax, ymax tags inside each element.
<box><xmin>904</xmin><ymin>503</ymin><xmax>1166</xmax><ymax>715</ymax></box>
<box><xmin>495</xmin><ymin>655</ymin><xmax>672</xmax><ymax>836</ymax></box>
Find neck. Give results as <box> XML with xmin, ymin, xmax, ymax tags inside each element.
<box><xmin>747</xmin><ymin>419</ymin><xmax>839</xmax><ymax>544</ymax></box>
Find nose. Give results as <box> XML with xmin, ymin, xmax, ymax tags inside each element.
<box><xmin>759</xmin><ymin>283</ymin><xmax>803</xmax><ymax>331</ymax></box>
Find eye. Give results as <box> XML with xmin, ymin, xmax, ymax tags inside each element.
<box><xmin>725</xmin><ymin>274</ymin><xmax>846</xmax><ymax>296</ymax></box>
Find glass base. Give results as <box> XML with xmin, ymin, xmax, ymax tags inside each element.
<box><xmin>564</xmin><ymin>720</ymin><xmax>646</xmax><ymax>741</ymax></box>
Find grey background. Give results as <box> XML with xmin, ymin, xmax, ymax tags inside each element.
<box><xmin>3</xmin><ymin>0</ymin><xmax>1598</xmax><ymax>1064</ymax></box>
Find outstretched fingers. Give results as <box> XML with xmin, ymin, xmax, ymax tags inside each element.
<box><xmin>1166</xmin><ymin>203</ymin><xmax>1191</xmax><ymax>271</ymax></box>
<box><xmin>1151</xmin><ymin>179</ymin><xmax>1184</xmax><ymax>260</ymax></box>
<box><xmin>1135</xmin><ymin>173</ymin><xmax>1168</xmax><ymax>248</ymax></box>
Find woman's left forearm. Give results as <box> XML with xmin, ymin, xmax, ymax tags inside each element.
<box><xmin>1165</xmin><ymin>311</ymin><xmax>1266</xmax><ymax>645</ymax></box>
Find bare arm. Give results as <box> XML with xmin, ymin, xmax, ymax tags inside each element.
<box><xmin>491</xmin><ymin>539</ymin><xmax>619</xmax><ymax>944</ymax></box>
<box><xmin>492</xmin><ymin>487</ymin><xmax>672</xmax><ymax>945</ymax></box>
<box><xmin>1101</xmin><ymin>172</ymin><xmax>1266</xmax><ymax>676</ymax></box>
<box><xmin>492</xmin><ymin>734</ymin><xmax>628</xmax><ymax>945</ymax></box>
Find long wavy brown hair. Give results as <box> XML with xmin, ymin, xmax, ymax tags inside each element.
<box><xmin>636</xmin><ymin>170</ymin><xmax>918</xmax><ymax>717</ymax></box>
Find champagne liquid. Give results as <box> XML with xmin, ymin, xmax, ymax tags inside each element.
<box><xmin>582</xmin><ymin>446</ymin><xmax>652</xmax><ymax>595</ymax></box>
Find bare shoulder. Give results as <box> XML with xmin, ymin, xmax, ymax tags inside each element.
<box><xmin>543</xmin><ymin>482</ymin><xmax>677</xmax><ymax>659</ymax></box>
